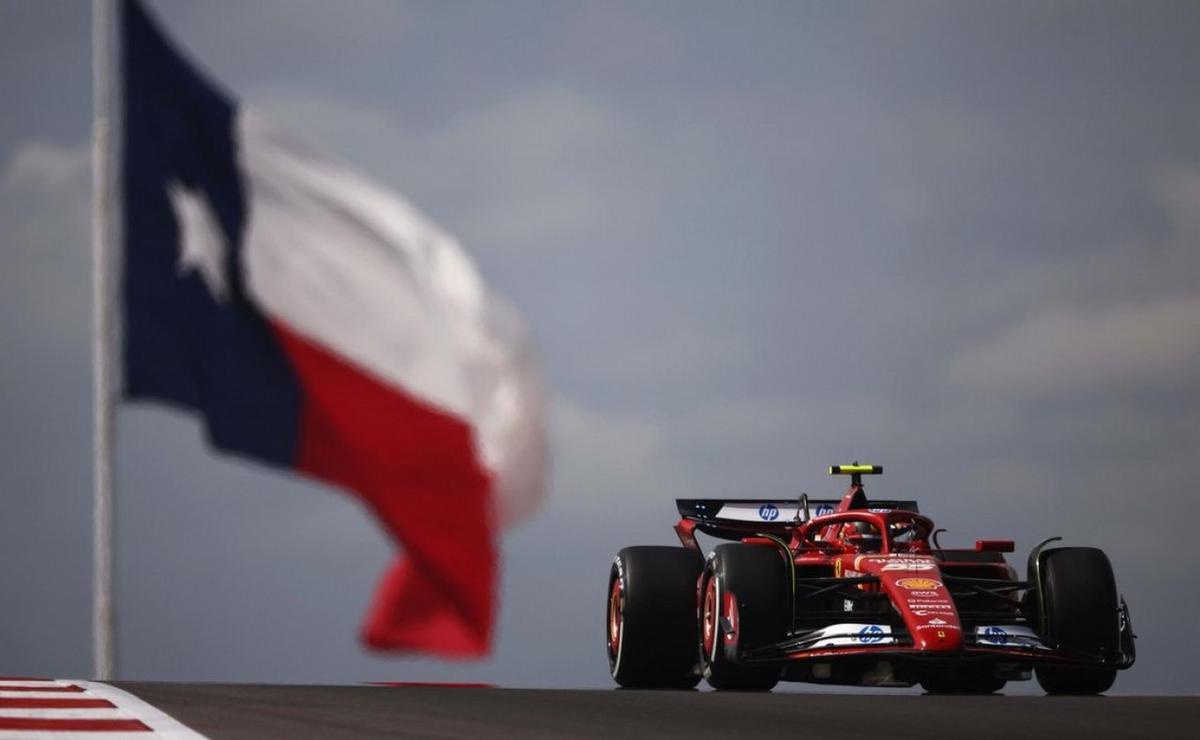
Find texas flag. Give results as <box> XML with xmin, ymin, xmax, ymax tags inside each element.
<box><xmin>119</xmin><ymin>0</ymin><xmax>546</xmax><ymax>656</ymax></box>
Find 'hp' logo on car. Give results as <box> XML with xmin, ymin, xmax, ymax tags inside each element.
<box><xmin>857</xmin><ymin>625</ymin><xmax>885</xmax><ymax>644</ymax></box>
<box><xmin>758</xmin><ymin>504</ymin><xmax>779</xmax><ymax>521</ymax></box>
<box><xmin>982</xmin><ymin>626</ymin><xmax>1008</xmax><ymax>645</ymax></box>
<box><xmin>815</xmin><ymin>504</ymin><xmax>835</xmax><ymax>517</ymax></box>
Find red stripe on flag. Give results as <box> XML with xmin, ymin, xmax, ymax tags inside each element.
<box><xmin>0</xmin><ymin>717</ymin><xmax>150</xmax><ymax>731</ymax></box>
<box><xmin>0</xmin><ymin>684</ymin><xmax>84</xmax><ymax>692</ymax></box>
<box><xmin>272</xmin><ymin>321</ymin><xmax>497</xmax><ymax>657</ymax></box>
<box><xmin>0</xmin><ymin>698</ymin><xmax>115</xmax><ymax>708</ymax></box>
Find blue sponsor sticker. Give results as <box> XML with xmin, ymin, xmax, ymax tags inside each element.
<box><xmin>857</xmin><ymin>625</ymin><xmax>885</xmax><ymax>644</ymax></box>
<box><xmin>815</xmin><ymin>504</ymin><xmax>835</xmax><ymax>517</ymax></box>
<box><xmin>758</xmin><ymin>503</ymin><xmax>779</xmax><ymax>521</ymax></box>
<box><xmin>982</xmin><ymin>626</ymin><xmax>1008</xmax><ymax>645</ymax></box>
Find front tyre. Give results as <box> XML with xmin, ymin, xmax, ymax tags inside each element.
<box><xmin>1036</xmin><ymin>664</ymin><xmax>1116</xmax><ymax>696</ymax></box>
<box><xmin>700</xmin><ymin>544</ymin><xmax>786</xmax><ymax>691</ymax></box>
<box><xmin>1034</xmin><ymin>547</ymin><xmax>1120</xmax><ymax>695</ymax></box>
<box><xmin>607</xmin><ymin>546</ymin><xmax>704</xmax><ymax>688</ymax></box>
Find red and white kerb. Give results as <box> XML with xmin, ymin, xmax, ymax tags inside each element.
<box><xmin>0</xmin><ymin>679</ymin><xmax>205</xmax><ymax>739</ymax></box>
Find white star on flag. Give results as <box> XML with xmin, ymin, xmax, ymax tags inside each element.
<box><xmin>167</xmin><ymin>180</ymin><xmax>229</xmax><ymax>302</ymax></box>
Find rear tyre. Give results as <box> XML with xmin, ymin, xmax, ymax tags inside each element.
<box><xmin>607</xmin><ymin>546</ymin><xmax>704</xmax><ymax>688</ymax></box>
<box><xmin>700</xmin><ymin>544</ymin><xmax>787</xmax><ymax>691</ymax></box>
<box><xmin>1034</xmin><ymin>547</ymin><xmax>1120</xmax><ymax>695</ymax></box>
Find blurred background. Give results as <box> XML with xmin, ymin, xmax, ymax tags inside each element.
<box><xmin>1</xmin><ymin>0</ymin><xmax>1198</xmax><ymax>693</ymax></box>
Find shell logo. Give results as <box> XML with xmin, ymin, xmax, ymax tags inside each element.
<box><xmin>896</xmin><ymin>578</ymin><xmax>942</xmax><ymax>590</ymax></box>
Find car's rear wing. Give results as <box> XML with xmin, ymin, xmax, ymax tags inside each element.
<box><xmin>676</xmin><ymin>498</ymin><xmax>920</xmax><ymax>540</ymax></box>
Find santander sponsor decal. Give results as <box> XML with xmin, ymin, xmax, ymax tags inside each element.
<box><xmin>856</xmin><ymin>555</ymin><xmax>937</xmax><ymax>570</ymax></box>
<box><xmin>915</xmin><ymin>617</ymin><xmax>961</xmax><ymax>631</ymax></box>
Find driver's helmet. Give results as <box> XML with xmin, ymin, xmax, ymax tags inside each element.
<box><xmin>847</xmin><ymin>521</ymin><xmax>883</xmax><ymax>553</ymax></box>
<box><xmin>889</xmin><ymin>519</ymin><xmax>927</xmax><ymax>552</ymax></box>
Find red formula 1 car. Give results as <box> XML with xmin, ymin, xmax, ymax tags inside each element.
<box><xmin>606</xmin><ymin>465</ymin><xmax>1135</xmax><ymax>694</ymax></box>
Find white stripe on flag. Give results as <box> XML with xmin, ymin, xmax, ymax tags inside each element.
<box><xmin>237</xmin><ymin>109</ymin><xmax>547</xmax><ymax>525</ymax></box>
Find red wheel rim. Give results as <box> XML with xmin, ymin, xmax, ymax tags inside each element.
<box><xmin>702</xmin><ymin>576</ymin><xmax>718</xmax><ymax>660</ymax></box>
<box><xmin>608</xmin><ymin>576</ymin><xmax>623</xmax><ymax>658</ymax></box>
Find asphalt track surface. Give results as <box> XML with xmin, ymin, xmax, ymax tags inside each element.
<box><xmin>115</xmin><ymin>683</ymin><xmax>1197</xmax><ymax>740</ymax></box>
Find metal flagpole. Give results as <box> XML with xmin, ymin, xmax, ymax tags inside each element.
<box><xmin>92</xmin><ymin>0</ymin><xmax>117</xmax><ymax>681</ymax></box>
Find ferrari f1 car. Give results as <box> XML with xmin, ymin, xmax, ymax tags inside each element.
<box><xmin>606</xmin><ymin>465</ymin><xmax>1135</xmax><ymax>694</ymax></box>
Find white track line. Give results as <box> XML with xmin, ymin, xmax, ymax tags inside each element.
<box><xmin>0</xmin><ymin>734</ymin><xmax>161</xmax><ymax>740</ymax></box>
<box><xmin>0</xmin><ymin>692</ymin><xmax>92</xmax><ymax>700</ymax></box>
<box><xmin>77</xmin><ymin>683</ymin><xmax>206</xmax><ymax>739</ymax></box>
<box><xmin>0</xmin><ymin>710</ymin><xmax>136</xmax><ymax>719</ymax></box>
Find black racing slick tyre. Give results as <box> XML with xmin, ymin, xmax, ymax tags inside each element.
<box><xmin>1034</xmin><ymin>547</ymin><xmax>1120</xmax><ymax>695</ymax></box>
<box><xmin>607</xmin><ymin>546</ymin><xmax>704</xmax><ymax>689</ymax></box>
<box><xmin>700</xmin><ymin>544</ymin><xmax>787</xmax><ymax>691</ymax></box>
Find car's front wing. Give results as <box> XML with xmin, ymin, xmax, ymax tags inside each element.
<box><xmin>739</xmin><ymin>622</ymin><xmax>1134</xmax><ymax>671</ymax></box>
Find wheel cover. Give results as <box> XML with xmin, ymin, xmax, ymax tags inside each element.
<box><xmin>608</xmin><ymin>576</ymin><xmax>623</xmax><ymax>660</ymax></box>
<box><xmin>702</xmin><ymin>575</ymin><xmax>718</xmax><ymax>662</ymax></box>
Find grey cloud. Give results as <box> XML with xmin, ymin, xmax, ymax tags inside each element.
<box><xmin>253</xmin><ymin>86</ymin><xmax>648</xmax><ymax>258</ymax></box>
<box><xmin>949</xmin><ymin>296</ymin><xmax>1200</xmax><ymax>395</ymax></box>
<box><xmin>947</xmin><ymin>161</ymin><xmax>1200</xmax><ymax>397</ymax></box>
<box><xmin>2</xmin><ymin>141</ymin><xmax>90</xmax><ymax>193</ymax></box>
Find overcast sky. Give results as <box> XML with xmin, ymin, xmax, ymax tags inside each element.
<box><xmin>2</xmin><ymin>0</ymin><xmax>1198</xmax><ymax>694</ymax></box>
